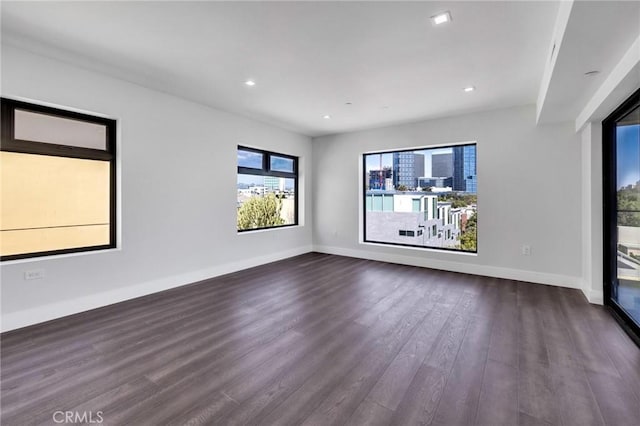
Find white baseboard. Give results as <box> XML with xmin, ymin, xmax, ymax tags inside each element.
<box><xmin>586</xmin><ymin>289</ymin><xmax>604</xmax><ymax>305</ymax></box>
<box><xmin>576</xmin><ymin>276</ymin><xmax>604</xmax><ymax>305</ymax></box>
<box><xmin>313</xmin><ymin>244</ymin><xmax>583</xmax><ymax>291</ymax></box>
<box><xmin>2</xmin><ymin>244</ymin><xmax>597</xmax><ymax>332</ymax></box>
<box><xmin>1</xmin><ymin>245</ymin><xmax>313</xmax><ymax>333</ymax></box>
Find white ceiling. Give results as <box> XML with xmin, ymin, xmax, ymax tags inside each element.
<box><xmin>537</xmin><ymin>0</ymin><xmax>640</xmax><ymax>124</ymax></box>
<box><xmin>1</xmin><ymin>1</ymin><xmax>564</xmax><ymax>136</ymax></box>
<box><xmin>1</xmin><ymin>1</ymin><xmax>570</xmax><ymax>137</ymax></box>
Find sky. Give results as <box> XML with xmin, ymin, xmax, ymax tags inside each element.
<box><xmin>237</xmin><ymin>174</ymin><xmax>264</xmax><ymax>185</ymax></box>
<box><xmin>617</xmin><ymin>124</ymin><xmax>640</xmax><ymax>189</ymax></box>
<box><xmin>365</xmin><ymin>147</ymin><xmax>453</xmax><ymax>177</ymax></box>
<box><xmin>237</xmin><ymin>149</ymin><xmax>294</xmax><ymax>187</ymax></box>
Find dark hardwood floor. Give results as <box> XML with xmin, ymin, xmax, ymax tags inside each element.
<box><xmin>2</xmin><ymin>253</ymin><xmax>639</xmax><ymax>425</ymax></box>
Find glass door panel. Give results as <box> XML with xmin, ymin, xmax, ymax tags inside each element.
<box><xmin>613</xmin><ymin>103</ymin><xmax>640</xmax><ymax>326</ymax></box>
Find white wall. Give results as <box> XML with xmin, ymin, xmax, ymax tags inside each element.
<box><xmin>581</xmin><ymin>122</ymin><xmax>604</xmax><ymax>304</ymax></box>
<box><xmin>0</xmin><ymin>45</ymin><xmax>313</xmax><ymax>331</ymax></box>
<box><xmin>574</xmin><ymin>34</ymin><xmax>639</xmax><ymax>304</ymax></box>
<box><xmin>313</xmin><ymin>105</ymin><xmax>583</xmax><ymax>291</ymax></box>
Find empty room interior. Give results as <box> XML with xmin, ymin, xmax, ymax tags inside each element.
<box><xmin>1</xmin><ymin>1</ymin><xmax>640</xmax><ymax>425</ymax></box>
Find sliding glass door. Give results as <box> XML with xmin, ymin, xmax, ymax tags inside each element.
<box><xmin>604</xmin><ymin>89</ymin><xmax>640</xmax><ymax>343</ymax></box>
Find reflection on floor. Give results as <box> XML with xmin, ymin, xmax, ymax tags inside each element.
<box><xmin>617</xmin><ymin>279</ymin><xmax>640</xmax><ymax>325</ymax></box>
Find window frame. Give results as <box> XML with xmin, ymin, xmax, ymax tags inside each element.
<box><xmin>362</xmin><ymin>143</ymin><xmax>477</xmax><ymax>254</ymax></box>
<box><xmin>237</xmin><ymin>145</ymin><xmax>298</xmax><ymax>232</ymax></box>
<box><xmin>602</xmin><ymin>88</ymin><xmax>640</xmax><ymax>346</ymax></box>
<box><xmin>1</xmin><ymin>98</ymin><xmax>117</xmax><ymax>261</ymax></box>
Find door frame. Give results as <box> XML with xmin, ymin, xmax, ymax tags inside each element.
<box><xmin>602</xmin><ymin>88</ymin><xmax>640</xmax><ymax>346</ymax></box>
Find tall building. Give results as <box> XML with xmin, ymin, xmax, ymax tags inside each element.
<box><xmin>385</xmin><ymin>178</ymin><xmax>394</xmax><ymax>190</ymax></box>
<box><xmin>418</xmin><ymin>176</ymin><xmax>453</xmax><ymax>189</ymax></box>
<box><xmin>431</xmin><ymin>153</ymin><xmax>453</xmax><ymax>177</ymax></box>
<box><xmin>392</xmin><ymin>152</ymin><xmax>425</xmax><ymax>189</ymax></box>
<box><xmin>368</xmin><ymin>168</ymin><xmax>393</xmax><ymax>190</ymax></box>
<box><xmin>452</xmin><ymin>145</ymin><xmax>477</xmax><ymax>193</ymax></box>
<box><xmin>263</xmin><ymin>176</ymin><xmax>284</xmax><ymax>192</ymax></box>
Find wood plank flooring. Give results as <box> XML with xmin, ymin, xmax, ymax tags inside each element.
<box><xmin>2</xmin><ymin>253</ymin><xmax>639</xmax><ymax>425</ymax></box>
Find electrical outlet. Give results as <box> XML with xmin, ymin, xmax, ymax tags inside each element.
<box><xmin>521</xmin><ymin>245</ymin><xmax>531</xmax><ymax>256</ymax></box>
<box><xmin>24</xmin><ymin>269</ymin><xmax>45</xmax><ymax>280</ymax></box>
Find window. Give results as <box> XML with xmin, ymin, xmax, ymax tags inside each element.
<box><xmin>366</xmin><ymin>194</ymin><xmax>394</xmax><ymax>212</ymax></box>
<box><xmin>1</xmin><ymin>98</ymin><xmax>116</xmax><ymax>261</ymax></box>
<box><xmin>603</xmin><ymin>88</ymin><xmax>640</xmax><ymax>342</ymax></box>
<box><xmin>363</xmin><ymin>143</ymin><xmax>477</xmax><ymax>253</ymax></box>
<box><xmin>237</xmin><ymin>146</ymin><xmax>298</xmax><ymax>231</ymax></box>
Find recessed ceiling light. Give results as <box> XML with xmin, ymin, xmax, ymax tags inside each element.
<box><xmin>244</xmin><ymin>80</ymin><xmax>256</xmax><ymax>86</ymax></box>
<box><xmin>431</xmin><ymin>11</ymin><xmax>452</xmax><ymax>25</ymax></box>
<box><xmin>584</xmin><ymin>70</ymin><xmax>600</xmax><ymax>76</ymax></box>
<box><xmin>463</xmin><ymin>86</ymin><xmax>475</xmax><ymax>92</ymax></box>
<box><xmin>323</xmin><ymin>115</ymin><xmax>331</xmax><ymax>119</ymax></box>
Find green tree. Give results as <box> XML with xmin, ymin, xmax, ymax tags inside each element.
<box><xmin>618</xmin><ymin>184</ymin><xmax>640</xmax><ymax>227</ymax></box>
<box><xmin>237</xmin><ymin>193</ymin><xmax>285</xmax><ymax>230</ymax></box>
<box><xmin>438</xmin><ymin>192</ymin><xmax>477</xmax><ymax>208</ymax></box>
<box><xmin>459</xmin><ymin>213</ymin><xmax>477</xmax><ymax>251</ymax></box>
<box><xmin>397</xmin><ymin>184</ymin><xmax>408</xmax><ymax>192</ymax></box>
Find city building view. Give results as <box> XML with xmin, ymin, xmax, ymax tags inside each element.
<box><xmin>616</xmin><ymin>119</ymin><xmax>640</xmax><ymax>324</ymax></box>
<box><xmin>237</xmin><ymin>175</ymin><xmax>296</xmax><ymax>230</ymax></box>
<box><xmin>365</xmin><ymin>144</ymin><xmax>477</xmax><ymax>252</ymax></box>
<box><xmin>236</xmin><ymin>147</ymin><xmax>298</xmax><ymax>231</ymax></box>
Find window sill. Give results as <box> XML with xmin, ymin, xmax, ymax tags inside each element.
<box><xmin>1</xmin><ymin>247</ymin><xmax>122</xmax><ymax>265</ymax></box>
<box><xmin>360</xmin><ymin>240</ymin><xmax>478</xmax><ymax>256</ymax></box>
<box><xmin>238</xmin><ymin>224</ymin><xmax>302</xmax><ymax>235</ymax></box>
